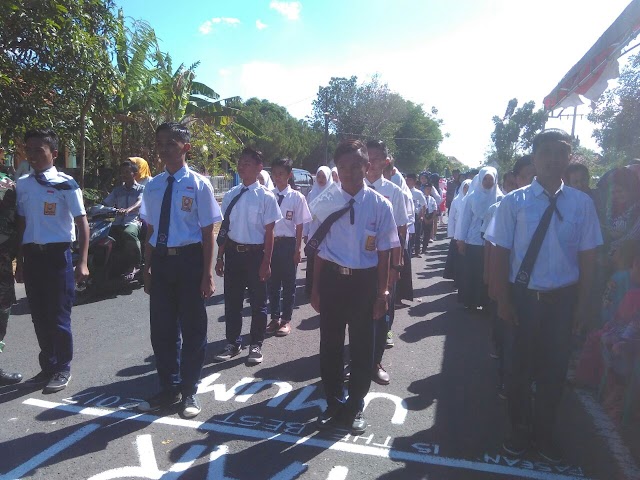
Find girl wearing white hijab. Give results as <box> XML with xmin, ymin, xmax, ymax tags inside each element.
<box><xmin>444</xmin><ymin>179</ymin><xmax>472</xmax><ymax>282</ymax></box>
<box><xmin>258</xmin><ymin>170</ymin><xmax>275</xmax><ymax>190</ymax></box>
<box><xmin>456</xmin><ymin>166</ymin><xmax>503</xmax><ymax>309</ymax></box>
<box><xmin>304</xmin><ymin>166</ymin><xmax>333</xmax><ymax>295</ymax></box>
<box><xmin>330</xmin><ymin>167</ymin><xmax>340</xmax><ymax>188</ymax></box>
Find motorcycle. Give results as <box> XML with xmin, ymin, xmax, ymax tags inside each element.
<box><xmin>72</xmin><ymin>205</ymin><xmax>143</xmax><ymax>304</ymax></box>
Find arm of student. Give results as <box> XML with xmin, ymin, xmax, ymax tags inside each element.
<box><xmin>200</xmin><ymin>224</ymin><xmax>215</xmax><ymax>298</ymax></box>
<box><xmin>294</xmin><ymin>223</ymin><xmax>303</xmax><ymax>265</ymax></box>
<box><xmin>144</xmin><ymin>224</ymin><xmax>154</xmax><ymax>294</ymax></box>
<box><xmin>374</xmin><ymin>249</ymin><xmax>391</xmax><ymax>320</ymax></box>
<box><xmin>14</xmin><ymin>215</ymin><xmax>25</xmax><ymax>283</ymax></box>
<box><xmin>74</xmin><ymin>215</ymin><xmax>90</xmax><ymax>283</ymax></box>
<box><xmin>311</xmin><ymin>254</ymin><xmax>324</xmax><ymax>313</ymax></box>
<box><xmin>215</xmin><ymin>240</ymin><xmax>226</xmax><ymax>277</ymax></box>
<box><xmin>494</xmin><ymin>245</ymin><xmax>517</xmax><ymax>325</ymax></box>
<box><xmin>125</xmin><ymin>197</ymin><xmax>143</xmax><ymax>215</ymax></box>
<box><xmin>574</xmin><ymin>248</ymin><xmax>596</xmax><ymax>335</ymax></box>
<box><xmin>259</xmin><ymin>222</ymin><xmax>275</xmax><ymax>281</ymax></box>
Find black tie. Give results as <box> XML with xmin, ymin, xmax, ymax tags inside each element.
<box><xmin>155</xmin><ymin>176</ymin><xmax>174</xmax><ymax>255</ymax></box>
<box><xmin>368</xmin><ymin>183</ymin><xmax>376</xmax><ymax>190</ymax></box>
<box><xmin>35</xmin><ymin>172</ymin><xmax>79</xmax><ymax>191</ymax></box>
<box><xmin>515</xmin><ymin>192</ymin><xmax>563</xmax><ymax>286</ymax></box>
<box><xmin>304</xmin><ymin>199</ymin><xmax>355</xmax><ymax>256</ymax></box>
<box><xmin>217</xmin><ymin>187</ymin><xmax>249</xmax><ymax>246</ymax></box>
<box><xmin>278</xmin><ymin>194</ymin><xmax>284</xmax><ymax>206</ymax></box>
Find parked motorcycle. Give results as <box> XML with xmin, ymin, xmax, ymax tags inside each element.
<box><xmin>72</xmin><ymin>205</ymin><xmax>143</xmax><ymax>304</ymax></box>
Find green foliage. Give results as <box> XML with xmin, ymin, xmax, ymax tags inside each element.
<box><xmin>487</xmin><ymin>98</ymin><xmax>547</xmax><ymax>173</ymax></box>
<box><xmin>589</xmin><ymin>52</ymin><xmax>640</xmax><ymax>162</ymax></box>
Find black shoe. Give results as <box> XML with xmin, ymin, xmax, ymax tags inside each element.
<box><xmin>43</xmin><ymin>371</ymin><xmax>71</xmax><ymax>393</ymax></box>
<box><xmin>535</xmin><ymin>438</ymin><xmax>562</xmax><ymax>464</ymax></box>
<box><xmin>137</xmin><ymin>390</ymin><xmax>182</xmax><ymax>412</ymax></box>
<box><xmin>24</xmin><ymin>371</ymin><xmax>52</xmax><ymax>387</ymax></box>
<box><xmin>0</xmin><ymin>369</ymin><xmax>22</xmax><ymax>386</ymax></box>
<box><xmin>348</xmin><ymin>411</ymin><xmax>367</xmax><ymax>435</ymax></box>
<box><xmin>181</xmin><ymin>394</ymin><xmax>201</xmax><ymax>418</ymax></box>
<box><xmin>316</xmin><ymin>405</ymin><xmax>342</xmax><ymax>430</ymax></box>
<box><xmin>502</xmin><ymin>429</ymin><xmax>530</xmax><ymax>456</ymax></box>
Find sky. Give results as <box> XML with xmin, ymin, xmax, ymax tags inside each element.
<box><xmin>116</xmin><ymin>0</ymin><xmax>635</xmax><ymax>167</ymax></box>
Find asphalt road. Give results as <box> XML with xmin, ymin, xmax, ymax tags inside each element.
<box><xmin>0</xmin><ymin>231</ymin><xmax>624</xmax><ymax>479</ymax></box>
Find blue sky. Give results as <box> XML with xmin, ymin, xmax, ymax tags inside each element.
<box><xmin>117</xmin><ymin>0</ymin><xmax>634</xmax><ymax>166</ymax></box>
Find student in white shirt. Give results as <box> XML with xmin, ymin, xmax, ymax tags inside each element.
<box><xmin>486</xmin><ymin>129</ymin><xmax>603</xmax><ymax>463</ymax></box>
<box><xmin>214</xmin><ymin>148</ymin><xmax>282</xmax><ymax>365</ymax></box>
<box><xmin>311</xmin><ymin>139</ymin><xmax>399</xmax><ymax>436</ymax></box>
<box><xmin>443</xmin><ymin>179</ymin><xmax>471</xmax><ymax>282</ymax></box>
<box><xmin>266</xmin><ymin>158</ymin><xmax>312</xmax><ymax>337</ymax></box>
<box><xmin>304</xmin><ymin>166</ymin><xmax>333</xmax><ymax>296</ymax></box>
<box><xmin>406</xmin><ymin>174</ymin><xmax>427</xmax><ymax>257</ymax></box>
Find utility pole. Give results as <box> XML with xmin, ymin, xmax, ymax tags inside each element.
<box><xmin>323</xmin><ymin>112</ymin><xmax>330</xmax><ymax>166</ymax></box>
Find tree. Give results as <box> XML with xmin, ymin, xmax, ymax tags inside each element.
<box><xmin>487</xmin><ymin>98</ymin><xmax>547</xmax><ymax>172</ymax></box>
<box><xmin>589</xmin><ymin>52</ymin><xmax>640</xmax><ymax>163</ymax></box>
<box><xmin>394</xmin><ymin>101</ymin><xmax>443</xmax><ymax>173</ymax></box>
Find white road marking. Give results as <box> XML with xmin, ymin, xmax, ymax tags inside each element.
<box><xmin>23</xmin><ymin>398</ymin><xmax>592</xmax><ymax>480</ymax></box>
<box><xmin>0</xmin><ymin>423</ymin><xmax>101</xmax><ymax>480</ymax></box>
<box><xmin>326</xmin><ymin>465</ymin><xmax>349</xmax><ymax>480</ymax></box>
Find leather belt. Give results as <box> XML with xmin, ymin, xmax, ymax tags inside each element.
<box><xmin>155</xmin><ymin>243</ymin><xmax>201</xmax><ymax>257</ymax></box>
<box><xmin>516</xmin><ymin>283</ymin><xmax>578</xmax><ymax>303</ymax></box>
<box><xmin>326</xmin><ymin>261</ymin><xmax>375</xmax><ymax>276</ymax></box>
<box><xmin>227</xmin><ymin>239</ymin><xmax>264</xmax><ymax>253</ymax></box>
<box><xmin>24</xmin><ymin>242</ymin><xmax>70</xmax><ymax>252</ymax></box>
<box><xmin>274</xmin><ymin>236</ymin><xmax>295</xmax><ymax>242</ymax></box>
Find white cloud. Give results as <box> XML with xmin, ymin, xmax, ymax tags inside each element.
<box><xmin>269</xmin><ymin>1</ymin><xmax>301</xmax><ymax>20</ymax></box>
<box><xmin>256</xmin><ymin>19</ymin><xmax>268</xmax><ymax>30</ymax></box>
<box><xmin>218</xmin><ymin>68</ymin><xmax>232</xmax><ymax>77</ymax></box>
<box><xmin>198</xmin><ymin>17</ymin><xmax>241</xmax><ymax>35</ymax></box>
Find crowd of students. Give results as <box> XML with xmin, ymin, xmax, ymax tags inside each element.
<box><xmin>443</xmin><ymin>129</ymin><xmax>640</xmax><ymax>463</ymax></box>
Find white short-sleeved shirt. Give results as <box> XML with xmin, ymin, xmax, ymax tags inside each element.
<box><xmin>221</xmin><ymin>181</ymin><xmax>282</xmax><ymax>244</ymax></box>
<box><xmin>141</xmin><ymin>165</ymin><xmax>221</xmax><ymax>247</ymax></box>
<box><xmin>485</xmin><ymin>179</ymin><xmax>603</xmax><ymax>291</ymax></box>
<box><xmin>411</xmin><ymin>187</ymin><xmax>427</xmax><ymax>213</ymax></box>
<box><xmin>273</xmin><ymin>185</ymin><xmax>312</xmax><ymax>237</ymax></box>
<box><xmin>481</xmin><ymin>201</ymin><xmax>501</xmax><ymax>236</ymax></box>
<box><xmin>366</xmin><ymin>177</ymin><xmax>409</xmax><ymax>228</ymax></box>
<box><xmin>17</xmin><ymin>166</ymin><xmax>86</xmax><ymax>244</ymax></box>
<box><xmin>318</xmin><ymin>186</ymin><xmax>400</xmax><ymax>269</ymax></box>
<box><xmin>103</xmin><ymin>182</ymin><xmax>144</xmax><ymax>226</ymax></box>
<box><xmin>426</xmin><ymin>195</ymin><xmax>437</xmax><ymax>214</ymax></box>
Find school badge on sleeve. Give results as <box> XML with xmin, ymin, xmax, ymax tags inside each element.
<box><xmin>181</xmin><ymin>196</ymin><xmax>193</xmax><ymax>212</ymax></box>
<box><xmin>43</xmin><ymin>202</ymin><xmax>57</xmax><ymax>216</ymax></box>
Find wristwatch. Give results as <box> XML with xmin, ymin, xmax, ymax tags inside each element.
<box><xmin>216</xmin><ymin>256</ymin><xmax>224</xmax><ymax>261</ymax></box>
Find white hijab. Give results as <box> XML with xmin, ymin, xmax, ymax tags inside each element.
<box><xmin>258</xmin><ymin>170</ymin><xmax>275</xmax><ymax>190</ymax></box>
<box><xmin>467</xmin><ymin>166</ymin><xmax>502</xmax><ymax>218</ymax></box>
<box><xmin>330</xmin><ymin>166</ymin><xmax>341</xmax><ymax>188</ymax></box>
<box><xmin>308</xmin><ymin>166</ymin><xmax>333</xmax><ymax>202</ymax></box>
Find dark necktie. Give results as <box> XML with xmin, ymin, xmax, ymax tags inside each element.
<box><xmin>35</xmin><ymin>172</ymin><xmax>79</xmax><ymax>191</ymax></box>
<box><xmin>367</xmin><ymin>183</ymin><xmax>376</xmax><ymax>190</ymax></box>
<box><xmin>515</xmin><ymin>192</ymin><xmax>563</xmax><ymax>286</ymax></box>
<box><xmin>155</xmin><ymin>176</ymin><xmax>174</xmax><ymax>255</ymax></box>
<box><xmin>217</xmin><ymin>187</ymin><xmax>249</xmax><ymax>246</ymax></box>
<box><xmin>278</xmin><ymin>194</ymin><xmax>284</xmax><ymax>206</ymax></box>
<box><xmin>304</xmin><ymin>199</ymin><xmax>355</xmax><ymax>256</ymax></box>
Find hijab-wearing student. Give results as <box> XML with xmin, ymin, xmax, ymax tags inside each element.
<box><xmin>443</xmin><ymin>179</ymin><xmax>471</xmax><ymax>283</ymax></box>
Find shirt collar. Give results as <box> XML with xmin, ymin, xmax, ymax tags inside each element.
<box><xmin>245</xmin><ymin>181</ymin><xmax>261</xmax><ymax>191</ymax></box>
<box><xmin>531</xmin><ymin>178</ymin><xmax>565</xmax><ymax>198</ymax></box>
<box><xmin>275</xmin><ymin>185</ymin><xmax>291</xmax><ymax>195</ymax></box>
<box><xmin>34</xmin><ymin>166</ymin><xmax>58</xmax><ymax>179</ymax></box>
<box><xmin>341</xmin><ymin>185</ymin><xmax>366</xmax><ymax>204</ymax></box>
<box><xmin>366</xmin><ymin>176</ymin><xmax>384</xmax><ymax>188</ymax></box>
<box><xmin>165</xmin><ymin>165</ymin><xmax>188</xmax><ymax>182</ymax></box>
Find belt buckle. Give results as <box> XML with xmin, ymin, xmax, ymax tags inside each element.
<box><xmin>338</xmin><ymin>266</ymin><xmax>352</xmax><ymax>276</ymax></box>
<box><xmin>167</xmin><ymin>248</ymin><xmax>178</xmax><ymax>256</ymax></box>
<box><xmin>236</xmin><ymin>244</ymin><xmax>247</xmax><ymax>253</ymax></box>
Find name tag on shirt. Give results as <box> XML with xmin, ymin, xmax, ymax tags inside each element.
<box><xmin>286</xmin><ymin>210</ymin><xmax>293</xmax><ymax>221</ymax></box>
<box><xmin>44</xmin><ymin>202</ymin><xmax>57</xmax><ymax>216</ymax></box>
<box><xmin>181</xmin><ymin>196</ymin><xmax>193</xmax><ymax>212</ymax></box>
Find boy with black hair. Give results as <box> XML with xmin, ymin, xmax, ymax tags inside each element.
<box><xmin>102</xmin><ymin>160</ymin><xmax>145</xmax><ymax>273</ymax></box>
<box><xmin>214</xmin><ymin>147</ymin><xmax>281</xmax><ymax>364</ymax></box>
<box><xmin>266</xmin><ymin>157</ymin><xmax>312</xmax><ymax>337</ymax></box>
<box><xmin>513</xmin><ymin>155</ymin><xmax>536</xmax><ymax>189</ymax></box>
<box><xmin>137</xmin><ymin>122</ymin><xmax>222</xmax><ymax>418</ymax></box>
<box><xmin>406</xmin><ymin>174</ymin><xmax>427</xmax><ymax>257</ymax></box>
<box><xmin>486</xmin><ymin>128</ymin><xmax>603</xmax><ymax>463</ymax></box>
<box><xmin>564</xmin><ymin>163</ymin><xmax>591</xmax><ymax>195</ymax></box>
<box><xmin>16</xmin><ymin>129</ymin><xmax>89</xmax><ymax>393</ymax></box>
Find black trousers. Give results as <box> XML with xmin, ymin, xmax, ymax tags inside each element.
<box><xmin>150</xmin><ymin>244</ymin><xmax>207</xmax><ymax>396</ymax></box>
<box><xmin>319</xmin><ymin>264</ymin><xmax>377</xmax><ymax>416</ymax></box>
<box><xmin>420</xmin><ymin>221</ymin><xmax>433</xmax><ymax>253</ymax></box>
<box><xmin>504</xmin><ymin>284</ymin><xmax>577</xmax><ymax>441</ymax></box>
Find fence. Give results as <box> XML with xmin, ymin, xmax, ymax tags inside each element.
<box><xmin>209</xmin><ymin>175</ymin><xmax>235</xmax><ymax>200</ymax></box>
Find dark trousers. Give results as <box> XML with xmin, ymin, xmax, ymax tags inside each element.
<box><xmin>111</xmin><ymin>224</ymin><xmax>142</xmax><ymax>267</ymax></box>
<box><xmin>305</xmin><ymin>251</ymin><xmax>315</xmax><ymax>296</ymax></box>
<box><xmin>489</xmin><ymin>299</ymin><xmax>504</xmax><ymax>384</ymax></box>
<box><xmin>269</xmin><ymin>238</ymin><xmax>297</xmax><ymax>322</ymax></box>
<box><xmin>23</xmin><ymin>244</ymin><xmax>74</xmax><ymax>374</ymax></box>
<box><xmin>224</xmin><ymin>248</ymin><xmax>267</xmax><ymax>347</ymax></box>
<box><xmin>374</xmin><ymin>282</ymin><xmax>396</xmax><ymax>365</ymax></box>
<box><xmin>412</xmin><ymin>222</ymin><xmax>422</xmax><ymax>256</ymax></box>
<box><xmin>150</xmin><ymin>244</ymin><xmax>207</xmax><ymax>396</ymax></box>
<box><xmin>320</xmin><ymin>264</ymin><xmax>377</xmax><ymax>416</ymax></box>
<box><xmin>504</xmin><ymin>285</ymin><xmax>577</xmax><ymax>441</ymax></box>
<box><xmin>420</xmin><ymin>221</ymin><xmax>433</xmax><ymax>253</ymax></box>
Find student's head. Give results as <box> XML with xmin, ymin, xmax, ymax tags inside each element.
<box><xmin>334</xmin><ymin>140</ymin><xmax>369</xmax><ymax>193</ymax></box>
<box><xmin>365</xmin><ymin>139</ymin><xmax>390</xmax><ymax>178</ymax></box>
<box><xmin>271</xmin><ymin>157</ymin><xmax>293</xmax><ymax>190</ymax></box>
<box><xmin>155</xmin><ymin>122</ymin><xmax>190</xmax><ymax>169</ymax></box>
<box><xmin>502</xmin><ymin>171</ymin><xmax>517</xmax><ymax>193</ymax></box>
<box><xmin>383</xmin><ymin>155</ymin><xmax>395</xmax><ymax>180</ymax></box>
<box><xmin>532</xmin><ymin>129</ymin><xmax>572</xmax><ymax>183</ymax></box>
<box><xmin>237</xmin><ymin>147</ymin><xmax>263</xmax><ymax>184</ymax></box>
<box><xmin>419</xmin><ymin>172</ymin><xmax>429</xmax><ymax>185</ymax></box>
<box><xmin>452</xmin><ymin>169</ymin><xmax>460</xmax><ymax>181</ymax></box>
<box><xmin>406</xmin><ymin>173</ymin><xmax>417</xmax><ymax>189</ymax></box>
<box><xmin>513</xmin><ymin>154</ymin><xmax>535</xmax><ymax>188</ymax></box>
<box><xmin>24</xmin><ymin>129</ymin><xmax>58</xmax><ymax>172</ymax></box>
<box><xmin>565</xmin><ymin>163</ymin><xmax>590</xmax><ymax>193</ymax></box>
<box><xmin>331</xmin><ymin>167</ymin><xmax>340</xmax><ymax>183</ymax></box>
<box><xmin>119</xmin><ymin>160</ymin><xmax>138</xmax><ymax>185</ymax></box>
<box><xmin>463</xmin><ymin>182</ymin><xmax>470</xmax><ymax>195</ymax></box>
<box><xmin>316</xmin><ymin>167</ymin><xmax>328</xmax><ymax>186</ymax></box>
<box><xmin>611</xmin><ymin>167</ymin><xmax>640</xmax><ymax>209</ymax></box>
<box><xmin>482</xmin><ymin>170</ymin><xmax>496</xmax><ymax>190</ymax></box>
